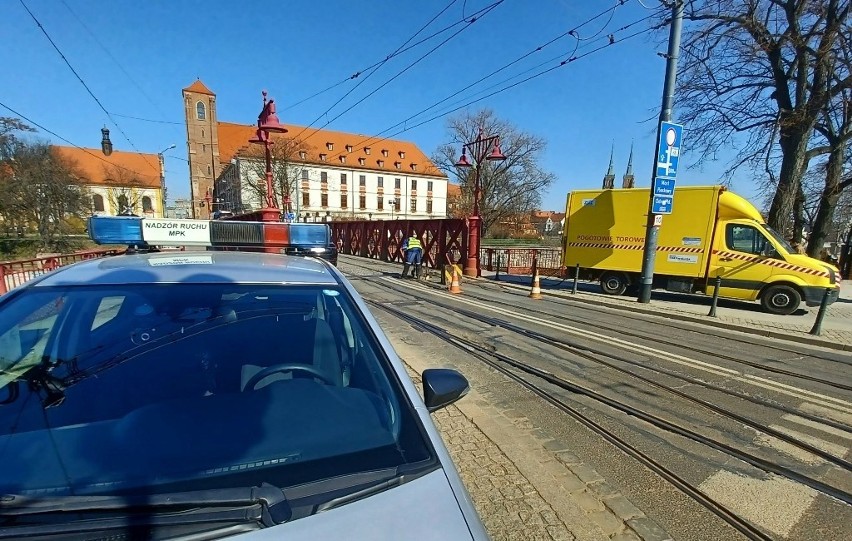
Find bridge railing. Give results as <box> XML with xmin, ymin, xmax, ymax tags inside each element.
<box><xmin>481</xmin><ymin>247</ymin><xmax>565</xmax><ymax>277</ymax></box>
<box><xmin>0</xmin><ymin>248</ymin><xmax>123</xmax><ymax>294</ymax></box>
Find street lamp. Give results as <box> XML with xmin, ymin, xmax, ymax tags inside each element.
<box><xmin>248</xmin><ymin>90</ymin><xmax>287</xmax><ymax>220</ymax></box>
<box><xmin>454</xmin><ymin>127</ymin><xmax>505</xmax><ymax>277</ymax></box>
<box><xmin>158</xmin><ymin>144</ymin><xmax>176</xmax><ymax>217</ymax></box>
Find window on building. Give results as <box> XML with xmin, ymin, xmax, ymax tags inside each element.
<box><xmin>340</xmin><ymin>156</ymin><xmax>346</xmax><ymax>164</ymax></box>
<box><xmin>411</xmin><ymin>163</ymin><xmax>417</xmax><ymax>171</ymax></box>
<box><xmin>202</xmin><ymin>143</ymin><xmax>206</xmax><ymax>153</ymax></box>
<box><xmin>377</xmin><ymin>198</ymin><xmax>384</xmax><ymax>211</ymax></box>
<box><xmin>142</xmin><ymin>196</ymin><xmax>153</xmax><ymax>212</ymax></box>
<box><xmin>410</xmin><ymin>197</ymin><xmax>417</xmax><ymax>212</ymax></box>
<box><xmin>326</xmin><ymin>142</ymin><xmax>334</xmax><ymax>151</ymax></box>
<box><xmin>399</xmin><ymin>151</ymin><xmax>405</xmax><ymax>159</ymax></box>
<box><xmin>395</xmin><ymin>178</ymin><xmax>401</xmax><ymax>189</ymax></box>
<box><xmin>346</xmin><ymin>145</ymin><xmax>353</xmax><ymax>152</ymax></box>
<box><xmin>377</xmin><ymin>176</ymin><xmax>384</xmax><ymax>188</ymax></box>
<box><xmin>359</xmin><ymin>195</ymin><xmax>366</xmax><ymax>209</ymax></box>
<box><xmin>321</xmin><ymin>193</ymin><xmax>328</xmax><ymax>207</ymax></box>
<box><xmin>378</xmin><ymin>160</ymin><xmax>384</xmax><ymax>167</ymax></box>
<box><xmin>299</xmin><ymin>150</ymin><xmax>307</xmax><ymax>160</ymax></box>
<box><xmin>365</xmin><ymin>147</ymin><xmax>371</xmax><ymax>155</ymax></box>
<box><xmin>302</xmin><ymin>191</ymin><xmax>310</xmax><ymax>207</ymax></box>
<box><xmin>358</xmin><ymin>158</ymin><xmax>365</xmax><ymax>166</ymax></box>
<box><xmin>411</xmin><ymin>179</ymin><xmax>417</xmax><ymax>190</ymax></box>
<box><xmin>117</xmin><ymin>194</ymin><xmax>130</xmax><ymax>215</ymax></box>
<box><xmin>382</xmin><ymin>149</ymin><xmax>389</xmax><ymax>157</ymax></box>
<box><xmin>341</xmin><ymin>173</ymin><xmax>347</xmax><ymax>185</ymax></box>
<box><xmin>196</xmin><ymin>101</ymin><xmax>206</xmax><ymax>120</ymax></box>
<box><xmin>301</xmin><ymin>169</ymin><xmax>309</xmax><ymax>180</ymax></box>
<box><xmin>428</xmin><ymin>181</ymin><xmax>433</xmax><ymax>192</ymax></box>
<box><xmin>207</xmin><ymin>165</ymin><xmax>211</xmax><ymax>175</ymax></box>
<box><xmin>394</xmin><ymin>162</ymin><xmax>401</xmax><ymax>169</ymax></box>
<box><xmin>92</xmin><ymin>194</ymin><xmax>105</xmax><ymax>212</ymax></box>
<box><xmin>426</xmin><ymin>199</ymin><xmax>433</xmax><ymax>214</ymax></box>
<box><xmin>201</xmin><ymin>129</ymin><xmax>205</xmax><ymax>137</ymax></box>
<box><xmin>321</xmin><ymin>171</ymin><xmax>328</xmax><ymax>183</ymax></box>
<box><xmin>359</xmin><ymin>175</ymin><xmax>366</xmax><ymax>186</ymax></box>
<box><xmin>341</xmin><ymin>194</ymin><xmax>348</xmax><ymax>208</ymax></box>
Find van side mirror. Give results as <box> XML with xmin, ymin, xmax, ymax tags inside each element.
<box><xmin>422</xmin><ymin>369</ymin><xmax>469</xmax><ymax>412</ymax></box>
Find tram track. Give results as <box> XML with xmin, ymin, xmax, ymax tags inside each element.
<box><xmin>370</xmin><ymin>300</ymin><xmax>783</xmax><ymax>541</ymax></box>
<box><xmin>340</xmin><ymin>256</ymin><xmax>845</xmax><ymax>365</ymax></box>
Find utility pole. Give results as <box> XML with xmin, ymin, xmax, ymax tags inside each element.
<box><xmin>638</xmin><ymin>0</ymin><xmax>683</xmax><ymax>304</ymax></box>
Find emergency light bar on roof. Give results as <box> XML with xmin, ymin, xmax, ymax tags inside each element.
<box><xmin>87</xmin><ymin>216</ymin><xmax>331</xmax><ymax>249</ymax></box>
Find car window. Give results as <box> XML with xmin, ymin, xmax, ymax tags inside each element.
<box><xmin>0</xmin><ymin>283</ymin><xmax>433</xmax><ymax>498</ymax></box>
<box><xmin>726</xmin><ymin>224</ymin><xmax>771</xmax><ymax>256</ymax></box>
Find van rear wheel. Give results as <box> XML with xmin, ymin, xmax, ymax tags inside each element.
<box><xmin>600</xmin><ymin>272</ymin><xmax>629</xmax><ymax>296</ymax></box>
<box><xmin>760</xmin><ymin>285</ymin><xmax>801</xmax><ymax>315</ymax></box>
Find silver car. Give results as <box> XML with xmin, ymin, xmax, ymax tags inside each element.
<box><xmin>0</xmin><ymin>250</ymin><xmax>488</xmax><ymax>540</ymax></box>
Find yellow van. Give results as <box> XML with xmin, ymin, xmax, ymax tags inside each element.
<box><xmin>562</xmin><ymin>186</ymin><xmax>841</xmax><ymax>315</ymax></box>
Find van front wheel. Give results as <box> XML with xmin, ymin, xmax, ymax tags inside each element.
<box><xmin>760</xmin><ymin>285</ymin><xmax>801</xmax><ymax>315</ymax></box>
<box><xmin>600</xmin><ymin>272</ymin><xmax>629</xmax><ymax>296</ymax></box>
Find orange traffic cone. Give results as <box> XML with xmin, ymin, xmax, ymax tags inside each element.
<box><xmin>529</xmin><ymin>271</ymin><xmax>542</xmax><ymax>299</ymax></box>
<box><xmin>449</xmin><ymin>265</ymin><xmax>462</xmax><ymax>294</ymax></box>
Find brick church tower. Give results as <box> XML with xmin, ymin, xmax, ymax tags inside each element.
<box><xmin>182</xmin><ymin>79</ymin><xmax>221</xmax><ymax>219</ymax></box>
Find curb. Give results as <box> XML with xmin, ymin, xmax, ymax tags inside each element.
<box><xmin>482</xmin><ymin>278</ymin><xmax>852</xmax><ymax>353</ymax></box>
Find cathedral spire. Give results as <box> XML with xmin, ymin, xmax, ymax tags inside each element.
<box><xmin>622</xmin><ymin>142</ymin><xmax>635</xmax><ymax>188</ymax></box>
<box><xmin>602</xmin><ymin>143</ymin><xmax>615</xmax><ymax>189</ymax></box>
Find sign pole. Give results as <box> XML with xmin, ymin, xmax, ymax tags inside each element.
<box><xmin>638</xmin><ymin>0</ymin><xmax>684</xmax><ymax>304</ymax></box>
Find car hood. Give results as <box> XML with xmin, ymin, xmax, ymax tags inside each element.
<box><xmin>236</xmin><ymin>469</ymin><xmax>478</xmax><ymax>540</ymax></box>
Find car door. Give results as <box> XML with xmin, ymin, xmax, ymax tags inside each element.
<box><xmin>708</xmin><ymin>222</ymin><xmax>775</xmax><ymax>301</ymax></box>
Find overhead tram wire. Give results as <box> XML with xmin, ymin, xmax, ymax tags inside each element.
<box><xmin>285</xmin><ymin>0</ymin><xmax>459</xmax><ymax>117</ymax></box>
<box><xmin>321</xmin><ymin>3</ymin><xmax>663</xmax><ymax>163</ymax></box>
<box><xmin>353</xmin><ymin>0</ymin><xmax>642</xmax><ymax>153</ymax></box>
<box><xmin>18</xmin><ymin>0</ymin><xmax>159</xmax><ymax>174</ymax></box>
<box><xmin>0</xmin><ymin>100</ymin><xmax>164</xmax><ymax>180</ymax></box>
<box><xmin>289</xmin><ymin>0</ymin><xmax>506</xmax><ymax>143</ymax></box>
<box><xmin>59</xmin><ymin>0</ymin><xmax>175</xmax><ymax>126</ymax></box>
<box><xmin>283</xmin><ymin>0</ymin><xmax>491</xmax><ymax>113</ymax></box>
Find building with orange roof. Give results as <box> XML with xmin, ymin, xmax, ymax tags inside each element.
<box><xmin>182</xmin><ymin>80</ymin><xmax>449</xmax><ymax>220</ymax></box>
<box><xmin>51</xmin><ymin>146</ymin><xmax>165</xmax><ymax>217</ymax></box>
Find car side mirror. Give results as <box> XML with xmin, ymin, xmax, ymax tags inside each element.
<box><xmin>422</xmin><ymin>369</ymin><xmax>469</xmax><ymax>412</ymax></box>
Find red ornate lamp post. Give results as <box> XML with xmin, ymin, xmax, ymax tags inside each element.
<box><xmin>248</xmin><ymin>90</ymin><xmax>288</xmax><ymax>221</ymax></box>
<box><xmin>455</xmin><ymin>127</ymin><xmax>505</xmax><ymax>277</ymax></box>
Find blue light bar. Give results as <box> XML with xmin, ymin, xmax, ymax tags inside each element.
<box><xmin>289</xmin><ymin>223</ymin><xmax>330</xmax><ymax>246</ymax></box>
<box><xmin>88</xmin><ymin>216</ymin><xmax>144</xmax><ymax>245</ymax></box>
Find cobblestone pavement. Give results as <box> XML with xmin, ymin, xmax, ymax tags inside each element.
<box><xmin>394</xmin><ymin>339</ymin><xmax>671</xmax><ymax>541</ymax></box>
<box><xmin>485</xmin><ymin>273</ymin><xmax>852</xmax><ymax>349</ymax></box>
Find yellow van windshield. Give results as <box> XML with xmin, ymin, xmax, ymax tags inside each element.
<box><xmin>764</xmin><ymin>225</ymin><xmax>794</xmax><ymax>253</ymax></box>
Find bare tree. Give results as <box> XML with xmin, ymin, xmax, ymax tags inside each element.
<box><xmin>0</xmin><ymin>142</ymin><xmax>89</xmax><ymax>251</ymax></box>
<box><xmin>677</xmin><ymin>0</ymin><xmax>851</xmax><ymax>241</ymax></box>
<box><xmin>240</xmin><ymin>137</ymin><xmax>314</xmax><ymax>212</ymax></box>
<box><xmin>432</xmin><ymin>109</ymin><xmax>556</xmax><ymax>235</ymax></box>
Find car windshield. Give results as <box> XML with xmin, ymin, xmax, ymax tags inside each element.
<box><xmin>0</xmin><ymin>283</ymin><xmax>433</xmax><ymax>498</ymax></box>
<box><xmin>763</xmin><ymin>224</ymin><xmax>795</xmax><ymax>254</ymax></box>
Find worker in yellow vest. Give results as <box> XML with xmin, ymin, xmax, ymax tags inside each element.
<box><xmin>401</xmin><ymin>233</ymin><xmax>423</xmax><ymax>279</ymax></box>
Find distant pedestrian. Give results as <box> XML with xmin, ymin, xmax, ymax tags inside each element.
<box><xmin>401</xmin><ymin>232</ymin><xmax>423</xmax><ymax>278</ymax></box>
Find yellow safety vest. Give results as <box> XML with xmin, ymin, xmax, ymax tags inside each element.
<box><xmin>406</xmin><ymin>237</ymin><xmax>422</xmax><ymax>250</ymax></box>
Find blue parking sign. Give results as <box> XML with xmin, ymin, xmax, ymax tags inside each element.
<box><xmin>652</xmin><ymin>195</ymin><xmax>673</xmax><ymax>214</ymax></box>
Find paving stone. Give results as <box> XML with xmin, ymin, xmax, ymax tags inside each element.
<box><xmin>603</xmin><ymin>496</ymin><xmax>644</xmax><ymax>521</ymax></box>
<box><xmin>588</xmin><ymin>509</ymin><xmax>624</xmax><ymax>536</ymax></box>
<box><xmin>572</xmin><ymin>463</ymin><xmax>606</xmax><ymax>484</ymax></box>
<box><xmin>627</xmin><ymin>517</ymin><xmax>674</xmax><ymax>541</ymax></box>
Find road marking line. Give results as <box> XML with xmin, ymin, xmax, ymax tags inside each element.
<box><xmin>766</xmin><ymin>425</ymin><xmax>848</xmax><ymax>461</ymax></box>
<box><xmin>798</xmin><ymin>402</ymin><xmax>852</xmax><ymax>428</ymax></box>
<box><xmin>782</xmin><ymin>414</ymin><xmax>852</xmax><ymax>441</ymax></box>
<box><xmin>386</xmin><ymin>278</ymin><xmax>852</xmax><ymax>415</ymax></box>
<box><xmin>699</xmin><ymin>470</ymin><xmax>816</xmax><ymax>537</ymax></box>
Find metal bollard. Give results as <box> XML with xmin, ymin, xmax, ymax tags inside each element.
<box><xmin>809</xmin><ymin>287</ymin><xmax>833</xmax><ymax>336</ymax></box>
<box><xmin>495</xmin><ymin>252</ymin><xmax>501</xmax><ymax>282</ymax></box>
<box><xmin>530</xmin><ymin>254</ymin><xmax>538</xmax><ymax>287</ymax></box>
<box><xmin>572</xmin><ymin>263</ymin><xmax>580</xmax><ymax>294</ymax></box>
<box><xmin>708</xmin><ymin>276</ymin><xmax>722</xmax><ymax>317</ymax></box>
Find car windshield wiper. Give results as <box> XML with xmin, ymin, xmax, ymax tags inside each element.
<box><xmin>0</xmin><ymin>483</ymin><xmax>291</xmax><ymax>539</ymax></box>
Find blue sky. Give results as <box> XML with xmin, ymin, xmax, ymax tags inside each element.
<box><xmin>1</xmin><ymin>0</ymin><xmax>754</xmax><ymax>212</ymax></box>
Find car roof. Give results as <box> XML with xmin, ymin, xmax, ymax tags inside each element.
<box><xmin>33</xmin><ymin>251</ymin><xmax>340</xmax><ymax>288</ymax></box>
